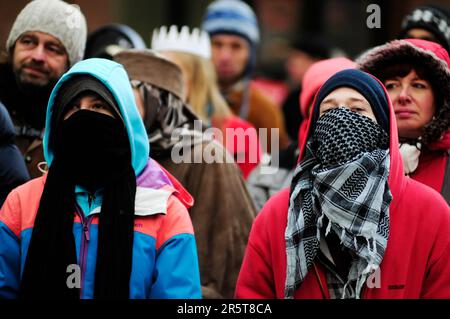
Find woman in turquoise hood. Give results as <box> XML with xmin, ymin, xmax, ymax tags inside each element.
<box><xmin>0</xmin><ymin>58</ymin><xmax>201</xmax><ymax>299</ymax></box>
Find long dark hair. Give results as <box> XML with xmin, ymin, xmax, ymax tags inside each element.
<box><xmin>376</xmin><ymin>61</ymin><xmax>449</xmax><ymax>144</ymax></box>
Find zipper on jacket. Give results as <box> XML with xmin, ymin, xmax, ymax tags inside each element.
<box><xmin>75</xmin><ymin>205</ymin><xmax>94</xmax><ymax>298</ymax></box>
<box><xmin>88</xmin><ymin>193</ymin><xmax>96</xmax><ymax>210</ymax></box>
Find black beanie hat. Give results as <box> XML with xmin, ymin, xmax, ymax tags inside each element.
<box><xmin>52</xmin><ymin>75</ymin><xmax>123</xmax><ymax>125</ymax></box>
<box><xmin>311</xmin><ymin>69</ymin><xmax>390</xmax><ymax>134</ymax></box>
<box><xmin>399</xmin><ymin>5</ymin><xmax>450</xmax><ymax>53</ymax></box>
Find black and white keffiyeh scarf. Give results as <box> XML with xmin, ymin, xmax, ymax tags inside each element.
<box><xmin>285</xmin><ymin>107</ymin><xmax>392</xmax><ymax>299</ymax></box>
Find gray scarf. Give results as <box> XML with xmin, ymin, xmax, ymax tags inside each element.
<box><xmin>133</xmin><ymin>81</ymin><xmax>200</xmax><ymax>159</ymax></box>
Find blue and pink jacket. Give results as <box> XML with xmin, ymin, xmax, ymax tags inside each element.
<box><xmin>0</xmin><ymin>58</ymin><xmax>201</xmax><ymax>299</ymax></box>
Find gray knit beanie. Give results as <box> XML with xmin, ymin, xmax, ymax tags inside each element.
<box><xmin>6</xmin><ymin>0</ymin><xmax>87</xmax><ymax>67</ymax></box>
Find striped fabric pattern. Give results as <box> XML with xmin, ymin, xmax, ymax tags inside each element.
<box><xmin>202</xmin><ymin>0</ymin><xmax>260</xmax><ymax>44</ymax></box>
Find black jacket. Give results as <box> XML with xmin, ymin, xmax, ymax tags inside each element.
<box><xmin>0</xmin><ymin>101</ymin><xmax>29</xmax><ymax>205</ymax></box>
<box><xmin>0</xmin><ymin>62</ymin><xmax>49</xmax><ymax>179</ymax></box>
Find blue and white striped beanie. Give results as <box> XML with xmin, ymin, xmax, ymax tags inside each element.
<box><xmin>202</xmin><ymin>0</ymin><xmax>260</xmax><ymax>46</ymax></box>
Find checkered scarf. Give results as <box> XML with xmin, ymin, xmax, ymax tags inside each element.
<box><xmin>326</xmin><ymin>270</ymin><xmax>356</xmax><ymax>299</ymax></box>
<box><xmin>285</xmin><ymin>108</ymin><xmax>392</xmax><ymax>299</ymax></box>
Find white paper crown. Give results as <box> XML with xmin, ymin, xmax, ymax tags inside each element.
<box><xmin>151</xmin><ymin>25</ymin><xmax>211</xmax><ymax>59</ymax></box>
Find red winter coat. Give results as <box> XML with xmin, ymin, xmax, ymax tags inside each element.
<box><xmin>412</xmin><ymin>130</ymin><xmax>450</xmax><ymax>198</ymax></box>
<box><xmin>235</xmin><ymin>77</ymin><xmax>450</xmax><ymax>299</ymax></box>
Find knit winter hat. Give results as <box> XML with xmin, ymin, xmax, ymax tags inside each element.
<box><xmin>6</xmin><ymin>0</ymin><xmax>87</xmax><ymax>67</ymax></box>
<box><xmin>202</xmin><ymin>0</ymin><xmax>260</xmax><ymax>46</ymax></box>
<box><xmin>311</xmin><ymin>69</ymin><xmax>390</xmax><ymax>134</ymax></box>
<box><xmin>399</xmin><ymin>5</ymin><xmax>450</xmax><ymax>53</ymax></box>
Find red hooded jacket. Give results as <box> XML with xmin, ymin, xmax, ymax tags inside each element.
<box><xmin>219</xmin><ymin>116</ymin><xmax>262</xmax><ymax>179</ymax></box>
<box><xmin>412</xmin><ymin>131</ymin><xmax>450</xmax><ymax>196</ymax></box>
<box><xmin>235</xmin><ymin>75</ymin><xmax>450</xmax><ymax>299</ymax></box>
<box><xmin>357</xmin><ymin>39</ymin><xmax>450</xmax><ymax>201</ymax></box>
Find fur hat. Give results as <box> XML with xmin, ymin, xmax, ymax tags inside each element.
<box><xmin>357</xmin><ymin>39</ymin><xmax>450</xmax><ymax>144</ymax></box>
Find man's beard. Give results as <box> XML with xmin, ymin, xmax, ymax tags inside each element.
<box><xmin>10</xmin><ymin>60</ymin><xmax>60</xmax><ymax>129</ymax></box>
<box><xmin>13</xmin><ymin>61</ymin><xmax>58</xmax><ymax>97</ymax></box>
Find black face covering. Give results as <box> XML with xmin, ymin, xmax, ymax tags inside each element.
<box><xmin>312</xmin><ymin>107</ymin><xmax>389</xmax><ymax>169</ymax></box>
<box><xmin>20</xmin><ymin>78</ymin><xmax>136</xmax><ymax>300</ymax></box>
<box><xmin>58</xmin><ymin>110</ymin><xmax>131</xmax><ymax>191</ymax></box>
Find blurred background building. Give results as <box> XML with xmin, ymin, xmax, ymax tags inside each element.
<box><xmin>1</xmin><ymin>0</ymin><xmax>449</xmax><ymax>80</ymax></box>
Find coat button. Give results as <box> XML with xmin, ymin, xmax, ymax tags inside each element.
<box><xmin>25</xmin><ymin>155</ymin><xmax>32</xmax><ymax>163</ymax></box>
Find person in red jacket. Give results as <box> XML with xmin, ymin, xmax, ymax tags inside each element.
<box><xmin>357</xmin><ymin>39</ymin><xmax>450</xmax><ymax>204</ymax></box>
<box><xmin>235</xmin><ymin>69</ymin><xmax>450</xmax><ymax>299</ymax></box>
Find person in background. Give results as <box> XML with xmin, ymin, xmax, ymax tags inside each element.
<box><xmin>358</xmin><ymin>39</ymin><xmax>450</xmax><ymax>204</ymax></box>
<box><xmin>0</xmin><ymin>58</ymin><xmax>201</xmax><ymax>299</ymax></box>
<box><xmin>152</xmin><ymin>25</ymin><xmax>261</xmax><ymax>178</ymax></box>
<box><xmin>0</xmin><ymin>0</ymin><xmax>87</xmax><ymax>179</ymax></box>
<box><xmin>399</xmin><ymin>4</ymin><xmax>450</xmax><ymax>53</ymax></box>
<box><xmin>84</xmin><ymin>23</ymin><xmax>147</xmax><ymax>60</ymax></box>
<box><xmin>202</xmin><ymin>0</ymin><xmax>290</xmax><ymax>153</ymax></box>
<box><xmin>0</xmin><ymin>102</ymin><xmax>29</xmax><ymax>206</ymax></box>
<box><xmin>114</xmin><ymin>49</ymin><xmax>256</xmax><ymax>298</ymax></box>
<box><xmin>282</xmin><ymin>35</ymin><xmax>331</xmax><ymax>142</ymax></box>
<box><xmin>151</xmin><ymin>26</ymin><xmax>231</xmax><ymax>124</ymax></box>
<box><xmin>236</xmin><ymin>69</ymin><xmax>450</xmax><ymax>299</ymax></box>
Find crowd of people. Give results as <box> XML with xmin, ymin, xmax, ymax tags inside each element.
<box><xmin>0</xmin><ymin>0</ymin><xmax>449</xmax><ymax>299</ymax></box>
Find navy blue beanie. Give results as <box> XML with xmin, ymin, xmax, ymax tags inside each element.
<box><xmin>311</xmin><ymin>69</ymin><xmax>390</xmax><ymax>133</ymax></box>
